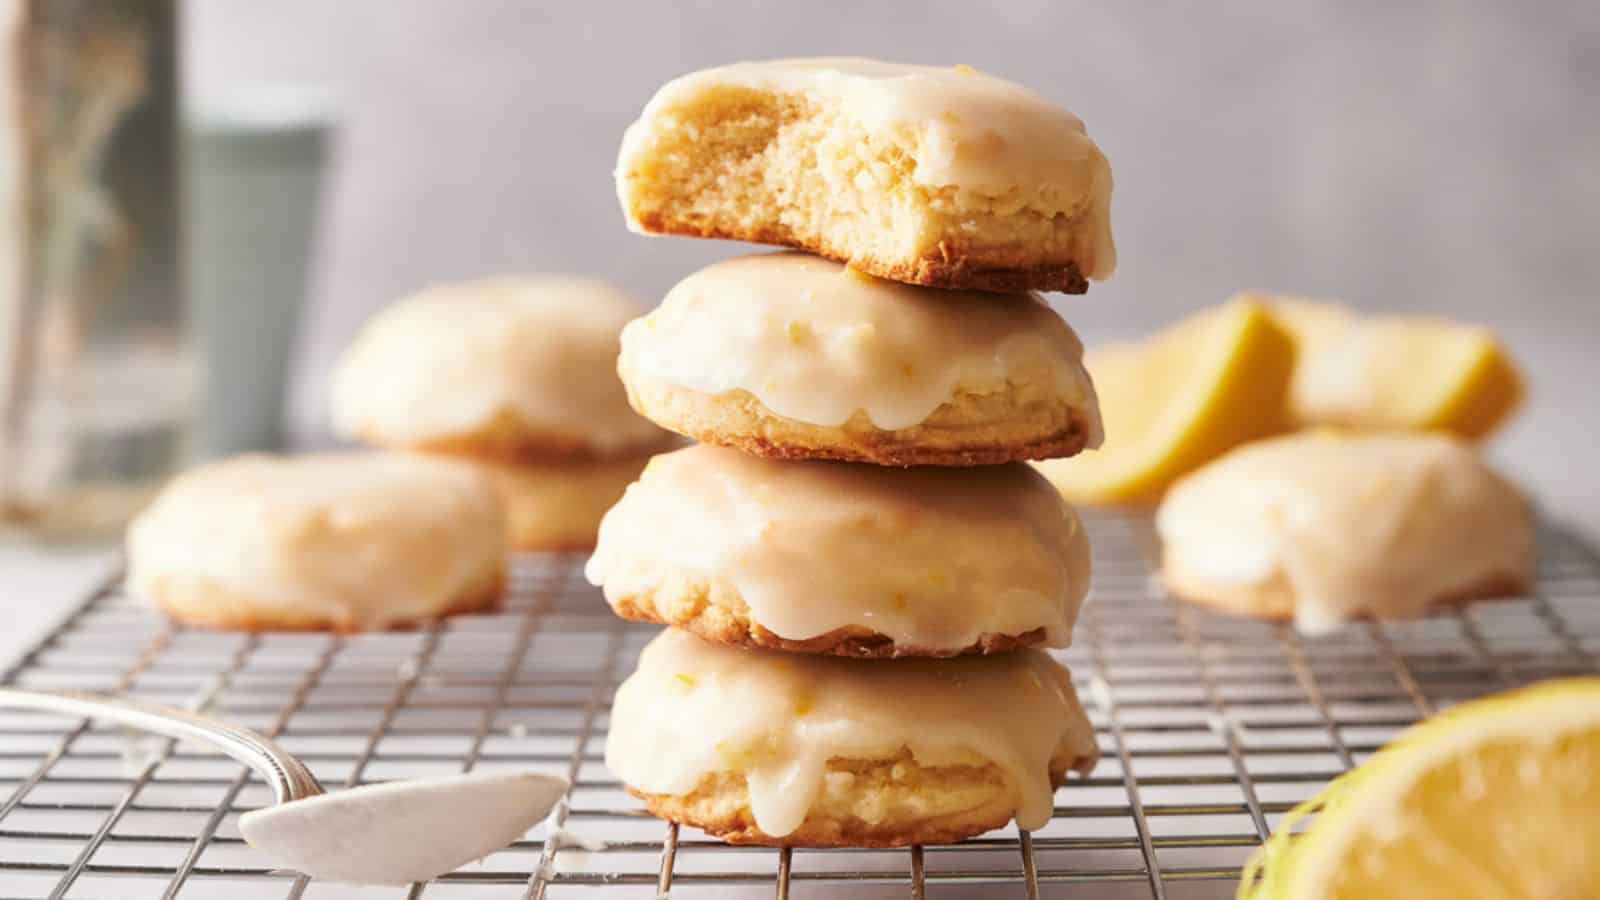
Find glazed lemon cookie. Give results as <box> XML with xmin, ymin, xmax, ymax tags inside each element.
<box><xmin>587</xmin><ymin>444</ymin><xmax>1091</xmax><ymax>657</ymax></box>
<box><xmin>619</xmin><ymin>253</ymin><xmax>1102</xmax><ymax>466</ymax></box>
<box><xmin>480</xmin><ymin>452</ymin><xmax>656</xmax><ymax>551</ymax></box>
<box><xmin>616</xmin><ymin>58</ymin><xmax>1115</xmax><ymax>293</ymax></box>
<box><xmin>607</xmin><ymin>629</ymin><xmax>1099</xmax><ymax>846</ymax></box>
<box><xmin>127</xmin><ymin>453</ymin><xmax>506</xmax><ymax>631</ymax></box>
<box><xmin>331</xmin><ymin>276</ymin><xmax>667</xmax><ymax>459</ymax></box>
<box><xmin>1157</xmin><ymin>431</ymin><xmax>1532</xmax><ymax>634</ymax></box>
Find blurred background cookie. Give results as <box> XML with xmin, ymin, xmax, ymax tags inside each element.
<box><xmin>479</xmin><ymin>452</ymin><xmax>654</xmax><ymax>552</ymax></box>
<box><xmin>1156</xmin><ymin>430</ymin><xmax>1533</xmax><ymax>633</ymax></box>
<box><xmin>587</xmin><ymin>444</ymin><xmax>1091</xmax><ymax>657</ymax></box>
<box><xmin>619</xmin><ymin>253</ymin><xmax>1101</xmax><ymax>466</ymax></box>
<box><xmin>331</xmin><ymin>276</ymin><xmax>672</xmax><ymax>549</ymax></box>
<box><xmin>605</xmin><ymin>629</ymin><xmax>1099</xmax><ymax>846</ymax></box>
<box><xmin>331</xmin><ymin>276</ymin><xmax>667</xmax><ymax>459</ymax></box>
<box><xmin>126</xmin><ymin>452</ymin><xmax>506</xmax><ymax>631</ymax></box>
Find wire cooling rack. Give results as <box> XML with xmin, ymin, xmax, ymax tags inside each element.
<box><xmin>1</xmin><ymin>509</ymin><xmax>1597</xmax><ymax>900</ymax></box>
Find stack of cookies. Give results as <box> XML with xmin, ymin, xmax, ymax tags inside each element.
<box><xmin>590</xmin><ymin>58</ymin><xmax>1116</xmax><ymax>847</ymax></box>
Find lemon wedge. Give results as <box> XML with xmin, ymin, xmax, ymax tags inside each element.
<box><xmin>1266</xmin><ymin>296</ymin><xmax>1523</xmax><ymax>439</ymax></box>
<box><xmin>1036</xmin><ymin>299</ymin><xmax>1295</xmax><ymax>505</ymax></box>
<box><xmin>1240</xmin><ymin>677</ymin><xmax>1600</xmax><ymax>900</ymax></box>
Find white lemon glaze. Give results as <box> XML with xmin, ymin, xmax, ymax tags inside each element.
<box><xmin>606</xmin><ymin>629</ymin><xmax>1099</xmax><ymax>836</ymax></box>
<box><xmin>620</xmin><ymin>253</ymin><xmax>1102</xmax><ymax>436</ymax></box>
<box><xmin>586</xmin><ymin>444</ymin><xmax>1091</xmax><ymax>650</ymax></box>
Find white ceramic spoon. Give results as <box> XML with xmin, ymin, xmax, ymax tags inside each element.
<box><xmin>0</xmin><ymin>687</ymin><xmax>568</xmax><ymax>885</ymax></box>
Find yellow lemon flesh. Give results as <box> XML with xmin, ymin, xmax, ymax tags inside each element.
<box><xmin>1036</xmin><ymin>299</ymin><xmax>1295</xmax><ymax>505</ymax></box>
<box><xmin>1267</xmin><ymin>297</ymin><xmax>1523</xmax><ymax>440</ymax></box>
<box><xmin>1241</xmin><ymin>677</ymin><xmax>1600</xmax><ymax>900</ymax></box>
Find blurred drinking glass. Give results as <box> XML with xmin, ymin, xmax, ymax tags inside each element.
<box><xmin>0</xmin><ymin>0</ymin><xmax>192</xmax><ymax>539</ymax></box>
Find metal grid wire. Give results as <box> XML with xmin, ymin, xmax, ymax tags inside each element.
<box><xmin>1</xmin><ymin>509</ymin><xmax>1598</xmax><ymax>899</ymax></box>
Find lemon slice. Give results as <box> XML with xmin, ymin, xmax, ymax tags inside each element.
<box><xmin>1240</xmin><ymin>677</ymin><xmax>1600</xmax><ymax>900</ymax></box>
<box><xmin>1036</xmin><ymin>299</ymin><xmax>1295</xmax><ymax>505</ymax></box>
<box><xmin>1268</xmin><ymin>297</ymin><xmax>1524</xmax><ymax>439</ymax></box>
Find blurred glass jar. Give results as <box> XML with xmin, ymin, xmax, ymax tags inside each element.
<box><xmin>0</xmin><ymin>0</ymin><xmax>194</xmax><ymax>540</ymax></box>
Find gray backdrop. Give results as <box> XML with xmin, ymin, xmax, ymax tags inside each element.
<box><xmin>185</xmin><ymin>0</ymin><xmax>1600</xmax><ymax>526</ymax></box>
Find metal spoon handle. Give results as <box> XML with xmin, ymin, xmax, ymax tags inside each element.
<box><xmin>0</xmin><ymin>687</ymin><xmax>324</xmax><ymax>804</ymax></box>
